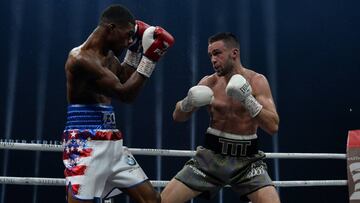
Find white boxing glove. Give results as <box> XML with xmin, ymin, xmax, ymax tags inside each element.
<box><xmin>226</xmin><ymin>74</ymin><xmax>263</xmax><ymax>117</ymax></box>
<box><xmin>179</xmin><ymin>85</ymin><xmax>214</xmax><ymax>112</ymax></box>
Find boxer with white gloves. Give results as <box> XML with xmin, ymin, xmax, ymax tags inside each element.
<box><xmin>162</xmin><ymin>32</ymin><xmax>280</xmax><ymax>203</ymax></box>
<box><xmin>179</xmin><ymin>85</ymin><xmax>214</xmax><ymax>112</ymax></box>
<box><xmin>137</xmin><ymin>26</ymin><xmax>175</xmax><ymax>77</ymax></box>
<box><xmin>226</xmin><ymin>74</ymin><xmax>263</xmax><ymax>117</ymax></box>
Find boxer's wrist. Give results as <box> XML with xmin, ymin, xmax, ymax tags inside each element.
<box><xmin>137</xmin><ymin>56</ymin><xmax>156</xmax><ymax>78</ymax></box>
<box><xmin>243</xmin><ymin>95</ymin><xmax>263</xmax><ymax>118</ymax></box>
<box><xmin>225</xmin><ymin>74</ymin><xmax>262</xmax><ymax>117</ymax></box>
<box><xmin>123</xmin><ymin>50</ymin><xmax>142</xmax><ymax>68</ymax></box>
<box><xmin>179</xmin><ymin>97</ymin><xmax>193</xmax><ymax>112</ymax></box>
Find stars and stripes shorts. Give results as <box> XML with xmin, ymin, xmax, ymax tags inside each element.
<box><xmin>62</xmin><ymin>104</ymin><xmax>148</xmax><ymax>200</ymax></box>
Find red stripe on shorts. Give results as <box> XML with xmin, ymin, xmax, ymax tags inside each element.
<box><xmin>63</xmin><ymin>130</ymin><xmax>123</xmax><ymax>141</ymax></box>
<box><xmin>62</xmin><ymin>148</ymin><xmax>93</xmax><ymax>160</ymax></box>
<box><xmin>64</xmin><ymin>165</ymin><xmax>87</xmax><ymax>177</ymax></box>
<box><xmin>92</xmin><ymin>130</ymin><xmax>123</xmax><ymax>140</ymax></box>
<box><xmin>67</xmin><ymin>184</ymin><xmax>80</xmax><ymax>195</ymax></box>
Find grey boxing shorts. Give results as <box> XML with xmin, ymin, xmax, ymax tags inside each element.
<box><xmin>174</xmin><ymin>127</ymin><xmax>274</xmax><ymax>201</ymax></box>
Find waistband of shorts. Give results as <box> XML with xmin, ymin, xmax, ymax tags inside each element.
<box><xmin>206</xmin><ymin>127</ymin><xmax>257</xmax><ymax>139</ymax></box>
<box><xmin>65</xmin><ymin>104</ymin><xmax>116</xmax><ymax>130</ymax></box>
<box><xmin>63</xmin><ymin>129</ymin><xmax>123</xmax><ymax>141</ymax></box>
<box><xmin>204</xmin><ymin>127</ymin><xmax>258</xmax><ymax>157</ymax></box>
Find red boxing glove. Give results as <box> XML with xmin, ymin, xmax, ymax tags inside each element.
<box><xmin>123</xmin><ymin>20</ymin><xmax>150</xmax><ymax>68</ymax></box>
<box><xmin>136</xmin><ymin>20</ymin><xmax>150</xmax><ymax>36</ymax></box>
<box><xmin>137</xmin><ymin>26</ymin><xmax>175</xmax><ymax>77</ymax></box>
<box><xmin>142</xmin><ymin>26</ymin><xmax>175</xmax><ymax>61</ymax></box>
<box><xmin>128</xmin><ymin>20</ymin><xmax>150</xmax><ymax>52</ymax></box>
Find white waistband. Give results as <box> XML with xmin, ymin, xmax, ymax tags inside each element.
<box><xmin>206</xmin><ymin>127</ymin><xmax>257</xmax><ymax>140</ymax></box>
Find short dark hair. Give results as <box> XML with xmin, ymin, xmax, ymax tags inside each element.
<box><xmin>99</xmin><ymin>4</ymin><xmax>135</xmax><ymax>26</ymax></box>
<box><xmin>208</xmin><ymin>32</ymin><xmax>239</xmax><ymax>49</ymax></box>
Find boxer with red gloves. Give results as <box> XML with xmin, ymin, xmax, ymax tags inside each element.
<box><xmin>63</xmin><ymin>4</ymin><xmax>173</xmax><ymax>203</ymax></box>
<box><xmin>161</xmin><ymin>32</ymin><xmax>280</xmax><ymax>203</ymax></box>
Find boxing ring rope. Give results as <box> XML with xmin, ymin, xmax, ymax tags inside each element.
<box><xmin>0</xmin><ymin>176</ymin><xmax>347</xmax><ymax>187</ymax></box>
<box><xmin>0</xmin><ymin>141</ymin><xmax>347</xmax><ymax>188</ymax></box>
<box><xmin>0</xmin><ymin>142</ymin><xmax>346</xmax><ymax>159</ymax></box>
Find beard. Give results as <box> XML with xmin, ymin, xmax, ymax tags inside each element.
<box><xmin>216</xmin><ymin>57</ymin><xmax>234</xmax><ymax>76</ymax></box>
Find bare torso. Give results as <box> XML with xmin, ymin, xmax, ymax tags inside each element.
<box><xmin>201</xmin><ymin>68</ymin><xmax>260</xmax><ymax>135</ymax></box>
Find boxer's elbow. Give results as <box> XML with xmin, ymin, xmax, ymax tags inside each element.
<box><xmin>113</xmin><ymin>83</ymin><xmax>143</xmax><ymax>103</ymax></box>
<box><xmin>267</xmin><ymin>117</ymin><xmax>279</xmax><ymax>135</ymax></box>
<box><xmin>267</xmin><ymin>123</ymin><xmax>279</xmax><ymax>135</ymax></box>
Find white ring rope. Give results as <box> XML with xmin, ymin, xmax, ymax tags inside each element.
<box><xmin>0</xmin><ymin>142</ymin><xmax>346</xmax><ymax>159</ymax></box>
<box><xmin>0</xmin><ymin>141</ymin><xmax>348</xmax><ymax>188</ymax></box>
<box><xmin>0</xmin><ymin>176</ymin><xmax>347</xmax><ymax>187</ymax></box>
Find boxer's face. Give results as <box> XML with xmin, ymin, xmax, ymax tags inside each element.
<box><xmin>208</xmin><ymin>40</ymin><xmax>234</xmax><ymax>76</ymax></box>
<box><xmin>108</xmin><ymin>22</ymin><xmax>135</xmax><ymax>55</ymax></box>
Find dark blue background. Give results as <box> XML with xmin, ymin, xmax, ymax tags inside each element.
<box><xmin>0</xmin><ymin>0</ymin><xmax>359</xmax><ymax>202</ymax></box>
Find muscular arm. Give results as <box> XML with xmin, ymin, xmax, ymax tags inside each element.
<box><xmin>75</xmin><ymin>56</ymin><xmax>147</xmax><ymax>103</ymax></box>
<box><xmin>252</xmin><ymin>75</ymin><xmax>279</xmax><ymax>135</ymax></box>
<box><xmin>117</xmin><ymin>62</ymin><xmax>136</xmax><ymax>83</ymax></box>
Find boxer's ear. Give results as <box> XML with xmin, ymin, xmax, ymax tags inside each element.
<box><xmin>231</xmin><ymin>48</ymin><xmax>239</xmax><ymax>58</ymax></box>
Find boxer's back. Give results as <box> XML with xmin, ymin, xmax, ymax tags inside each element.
<box><xmin>65</xmin><ymin>46</ymin><xmax>114</xmax><ymax>104</ymax></box>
